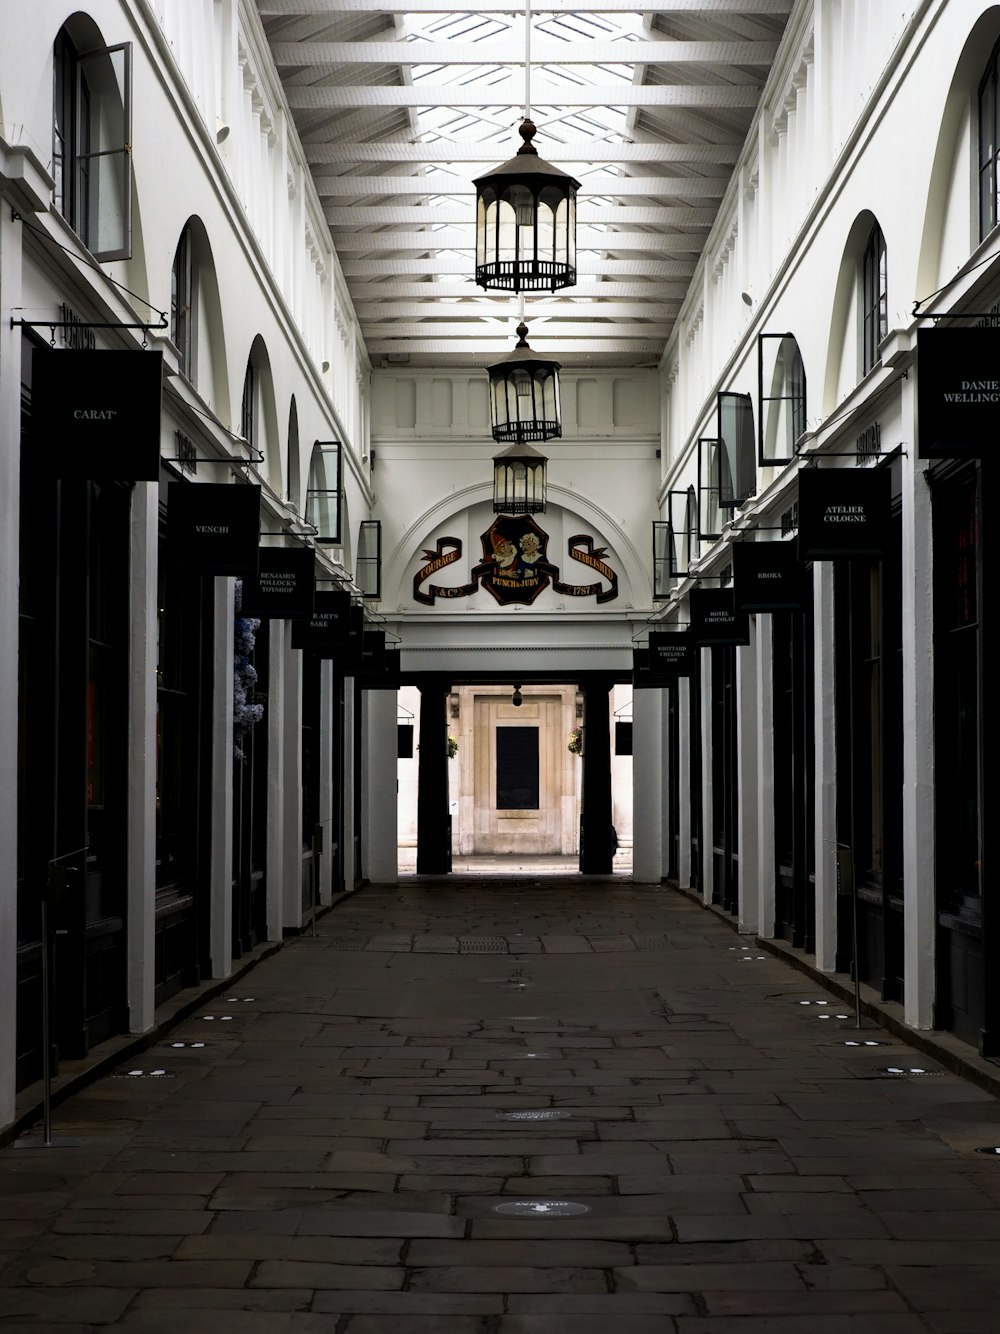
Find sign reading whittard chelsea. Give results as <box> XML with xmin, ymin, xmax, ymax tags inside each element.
<box><xmin>238</xmin><ymin>547</ymin><xmax>316</xmax><ymax>619</ymax></box>
<box><xmin>33</xmin><ymin>348</ymin><xmax>163</xmax><ymax>481</ymax></box>
<box><xmin>916</xmin><ymin>326</ymin><xmax>1000</xmax><ymax>459</ymax></box>
<box><xmin>167</xmin><ymin>483</ymin><xmax>261</xmax><ymax>574</ymax></box>
<box><xmin>732</xmin><ymin>540</ymin><xmax>805</xmax><ymax>613</ymax></box>
<box><xmin>633</xmin><ymin>633</ymin><xmax>695</xmax><ymax>687</ymax></box>
<box><xmin>797</xmin><ymin>467</ymin><xmax>891</xmax><ymax>559</ymax></box>
<box><xmin>689</xmin><ymin>588</ymin><xmax>751</xmax><ymax>647</ymax></box>
<box><xmin>290</xmin><ymin>590</ymin><xmax>352</xmax><ymax>655</ymax></box>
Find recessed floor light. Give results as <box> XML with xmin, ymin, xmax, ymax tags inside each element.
<box><xmin>493</xmin><ymin>1200</ymin><xmax>591</xmax><ymax>1216</ymax></box>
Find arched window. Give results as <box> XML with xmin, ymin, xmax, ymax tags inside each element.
<box><xmin>240</xmin><ymin>358</ymin><xmax>256</xmax><ymax>450</ymax></box>
<box><xmin>286</xmin><ymin>397</ymin><xmax>301</xmax><ymax>510</ymax></box>
<box><xmin>862</xmin><ymin>223</ymin><xmax>887</xmax><ymax>375</ymax></box>
<box><xmin>979</xmin><ymin>36</ymin><xmax>1000</xmax><ymax>240</ymax></box>
<box><xmin>53</xmin><ymin>20</ymin><xmax>132</xmax><ymax>259</ymax></box>
<box><xmin>305</xmin><ymin>440</ymin><xmax>342</xmax><ymax>544</ymax></box>
<box><xmin>758</xmin><ymin>333</ymin><xmax>806</xmax><ymax>464</ymax></box>
<box><xmin>171</xmin><ymin>225</ymin><xmax>195</xmax><ymax>381</ymax></box>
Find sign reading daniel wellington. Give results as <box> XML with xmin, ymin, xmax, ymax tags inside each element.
<box><xmin>167</xmin><ymin>482</ymin><xmax>262</xmax><ymax>575</ymax></box>
<box><xmin>797</xmin><ymin>467</ymin><xmax>891</xmax><ymax>559</ymax></box>
<box><xmin>32</xmin><ymin>347</ymin><xmax>163</xmax><ymax>481</ymax></box>
<box><xmin>916</xmin><ymin>326</ymin><xmax>998</xmax><ymax>458</ymax></box>
<box><xmin>731</xmin><ymin>540</ymin><xmax>805</xmax><ymax>613</ymax></box>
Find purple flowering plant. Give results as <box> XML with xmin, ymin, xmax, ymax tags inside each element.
<box><xmin>233</xmin><ymin>580</ymin><xmax>264</xmax><ymax>760</ymax></box>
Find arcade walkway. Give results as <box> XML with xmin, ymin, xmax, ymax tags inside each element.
<box><xmin>4</xmin><ymin>878</ymin><xmax>1000</xmax><ymax>1332</ymax></box>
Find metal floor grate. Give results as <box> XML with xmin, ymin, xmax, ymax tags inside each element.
<box><xmin>324</xmin><ymin>936</ymin><xmax>371</xmax><ymax>951</ymax></box>
<box><xmin>459</xmin><ymin>937</ymin><xmax>509</xmax><ymax>952</ymax></box>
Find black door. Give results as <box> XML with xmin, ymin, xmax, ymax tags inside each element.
<box><xmin>772</xmin><ymin>595</ymin><xmax>816</xmax><ymax>951</ymax></box>
<box><xmin>232</xmin><ymin>613</ymin><xmax>268</xmax><ymax>956</ymax></box>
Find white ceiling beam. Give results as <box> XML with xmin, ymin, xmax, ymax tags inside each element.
<box><xmin>285</xmin><ymin>83</ymin><xmax>763</xmax><ymax>109</ymax></box>
<box><xmin>260</xmin><ymin>0</ymin><xmax>792</xmax><ymax>14</ymax></box>
<box><xmin>304</xmin><ymin>141</ymin><xmax>742</xmax><ymax>164</ymax></box>
<box><xmin>348</xmin><ymin>279</ymin><xmax>692</xmax><ymax>298</ymax></box>
<box><xmin>339</xmin><ymin>256</ymin><xmax>697</xmax><ymax>276</ymax></box>
<box><xmin>327</xmin><ymin>228</ymin><xmax>709</xmax><ymax>250</ymax></box>
<box><xmin>325</xmin><ymin>204</ymin><xmax>719</xmax><ymax>225</ymax></box>
<box><xmin>355</xmin><ymin>300</ymin><xmax>682</xmax><ymax>320</ymax></box>
<box><xmin>359</xmin><ymin>320</ymin><xmax>674</xmax><ymax>338</ymax></box>
<box><xmin>269</xmin><ymin>38</ymin><xmax>779</xmax><ymax>66</ymax></box>
<box><xmin>312</xmin><ymin>174</ymin><xmax>727</xmax><ymax>197</ymax></box>
<box><xmin>365</xmin><ymin>337</ymin><xmax>666</xmax><ymax>355</ymax></box>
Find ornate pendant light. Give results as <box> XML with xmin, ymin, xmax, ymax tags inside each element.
<box><xmin>492</xmin><ymin>439</ymin><xmax>548</xmax><ymax>515</ymax></box>
<box><xmin>473</xmin><ymin>0</ymin><xmax>579</xmax><ymax>293</ymax></box>
<box><xmin>488</xmin><ymin>320</ymin><xmax>561</xmax><ymax>446</ymax></box>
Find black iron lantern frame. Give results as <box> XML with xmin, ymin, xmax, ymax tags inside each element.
<box><xmin>488</xmin><ymin>320</ymin><xmax>561</xmax><ymax>448</ymax></box>
<box><xmin>492</xmin><ymin>439</ymin><xmax>548</xmax><ymax>515</ymax></box>
<box><xmin>474</xmin><ymin>119</ymin><xmax>580</xmax><ymax>293</ymax></box>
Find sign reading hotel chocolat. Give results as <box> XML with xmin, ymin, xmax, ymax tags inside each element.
<box><xmin>689</xmin><ymin>588</ymin><xmax>751</xmax><ymax>647</ymax></box>
<box><xmin>797</xmin><ymin>467</ymin><xmax>891</xmax><ymax>559</ymax></box>
<box><xmin>33</xmin><ymin>347</ymin><xmax>163</xmax><ymax>481</ymax></box>
<box><xmin>167</xmin><ymin>482</ymin><xmax>261</xmax><ymax>574</ymax></box>
<box><xmin>732</xmin><ymin>540</ymin><xmax>805</xmax><ymax>613</ymax></box>
<box><xmin>290</xmin><ymin>590</ymin><xmax>352</xmax><ymax>654</ymax></box>
<box><xmin>238</xmin><ymin>547</ymin><xmax>316</xmax><ymax>619</ymax></box>
<box><xmin>916</xmin><ymin>326</ymin><xmax>1000</xmax><ymax>459</ymax></box>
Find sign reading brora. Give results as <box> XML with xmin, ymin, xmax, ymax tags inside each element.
<box><xmin>916</xmin><ymin>326</ymin><xmax>1000</xmax><ymax>458</ymax></box>
<box><xmin>290</xmin><ymin>589</ymin><xmax>352</xmax><ymax>656</ymax></box>
<box><xmin>238</xmin><ymin>547</ymin><xmax>316</xmax><ymax>619</ymax></box>
<box><xmin>168</xmin><ymin>482</ymin><xmax>261</xmax><ymax>575</ymax></box>
<box><xmin>731</xmin><ymin>540</ymin><xmax>805</xmax><ymax>613</ymax></box>
<box><xmin>33</xmin><ymin>347</ymin><xmax>163</xmax><ymax>481</ymax></box>
<box><xmin>413</xmin><ymin>516</ymin><xmax>619</xmax><ymax>607</ymax></box>
<box><xmin>634</xmin><ymin>631</ymin><xmax>695</xmax><ymax>687</ymax></box>
<box><xmin>689</xmin><ymin>588</ymin><xmax>751</xmax><ymax>647</ymax></box>
<box><xmin>797</xmin><ymin>467</ymin><xmax>891</xmax><ymax>560</ymax></box>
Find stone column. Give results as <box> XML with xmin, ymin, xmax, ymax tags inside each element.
<box><xmin>632</xmin><ymin>686</ymin><xmax>664</xmax><ymax>883</ymax></box>
<box><xmin>416</xmin><ymin>679</ymin><xmax>451</xmax><ymax>874</ymax></box>
<box><xmin>580</xmin><ymin>677</ymin><xmax>614</xmax><ymax>874</ymax></box>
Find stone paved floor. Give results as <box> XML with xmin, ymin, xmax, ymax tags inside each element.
<box><xmin>4</xmin><ymin>877</ymin><xmax>1000</xmax><ymax>1332</ymax></box>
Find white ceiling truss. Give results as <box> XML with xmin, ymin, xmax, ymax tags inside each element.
<box><xmin>255</xmin><ymin>0</ymin><xmax>793</xmax><ymax>368</ymax></box>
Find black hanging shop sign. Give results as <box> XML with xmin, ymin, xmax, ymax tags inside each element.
<box><xmin>32</xmin><ymin>347</ymin><xmax>163</xmax><ymax>481</ymax></box>
<box><xmin>797</xmin><ymin>466</ymin><xmax>891</xmax><ymax>559</ymax></box>
<box><xmin>731</xmin><ymin>540</ymin><xmax>805</xmax><ymax>613</ymax></box>
<box><xmin>360</xmin><ymin>647</ymin><xmax>401</xmax><ymax>690</ymax></box>
<box><xmin>689</xmin><ymin>588</ymin><xmax>751</xmax><ymax>647</ymax></box>
<box><xmin>290</xmin><ymin>590</ymin><xmax>352</xmax><ymax>655</ymax></box>
<box><xmin>916</xmin><ymin>326</ymin><xmax>1000</xmax><ymax>459</ymax></box>
<box><xmin>167</xmin><ymin>482</ymin><xmax>261</xmax><ymax>575</ymax></box>
<box><xmin>238</xmin><ymin>547</ymin><xmax>316</xmax><ymax>619</ymax></box>
<box><xmin>647</xmin><ymin>631</ymin><xmax>696</xmax><ymax>677</ymax></box>
<box><xmin>359</xmin><ymin>630</ymin><xmax>386</xmax><ymax>674</ymax></box>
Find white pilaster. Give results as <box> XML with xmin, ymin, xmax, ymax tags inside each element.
<box><xmin>677</xmin><ymin>677</ymin><xmax>692</xmax><ymax>890</ymax></box>
<box><xmin>755</xmin><ymin>614</ymin><xmax>776</xmax><ymax>939</ymax></box>
<box><xmin>363</xmin><ymin>688</ymin><xmax>399</xmax><ymax>884</ymax></box>
<box><xmin>342</xmin><ymin>676</ymin><xmax>357</xmax><ymax>890</ymax></box>
<box><xmin>210</xmin><ymin>577</ymin><xmax>235</xmax><ymax>978</ymax></box>
<box><xmin>282</xmin><ymin>639</ymin><xmax>304</xmax><ymax>930</ymax></box>
<box><xmin>632</xmin><ymin>687</ymin><xmax>664</xmax><ymax>884</ymax></box>
<box><xmin>737</xmin><ymin>630</ymin><xmax>759</xmax><ymax>935</ymax></box>
<box><xmin>700</xmin><ymin>649</ymin><xmax>714</xmax><ymax>906</ymax></box>
<box><xmin>813</xmin><ymin>561</ymin><xmax>838</xmax><ymax>972</ymax></box>
<box><xmin>265</xmin><ymin>621</ymin><xmax>285</xmax><ymax>942</ymax></box>
<box><xmin>902</xmin><ymin>399</ymin><xmax>936</xmax><ymax>1030</ymax></box>
<box><xmin>127</xmin><ymin>482</ymin><xmax>158</xmax><ymax>1032</ymax></box>
<box><xmin>318</xmin><ymin>657</ymin><xmax>335</xmax><ymax>905</ymax></box>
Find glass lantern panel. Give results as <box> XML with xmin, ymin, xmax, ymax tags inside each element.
<box><xmin>497</xmin><ymin>197</ymin><xmax>518</xmax><ymax>263</ymax></box>
<box><xmin>476</xmin><ymin>194</ymin><xmax>488</xmax><ymax>267</ymax></box>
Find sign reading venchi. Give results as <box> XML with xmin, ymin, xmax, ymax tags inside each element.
<box><xmin>917</xmin><ymin>326</ymin><xmax>1000</xmax><ymax>459</ymax></box>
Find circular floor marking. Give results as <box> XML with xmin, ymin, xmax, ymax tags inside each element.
<box><xmin>493</xmin><ymin>1200</ymin><xmax>592</xmax><ymax>1216</ymax></box>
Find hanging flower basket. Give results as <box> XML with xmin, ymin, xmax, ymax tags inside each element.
<box><xmin>568</xmin><ymin>728</ymin><xmax>582</xmax><ymax>755</ymax></box>
<box><xmin>233</xmin><ymin>580</ymin><xmax>265</xmax><ymax>761</ymax></box>
<box><xmin>447</xmin><ymin>735</ymin><xmax>459</xmax><ymax>759</ymax></box>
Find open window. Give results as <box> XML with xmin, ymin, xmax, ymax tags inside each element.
<box><xmin>667</xmin><ymin>486</ymin><xmax>699</xmax><ymax>578</ymax></box>
<box><xmin>717</xmin><ymin>391</ymin><xmax>756</xmax><ymax>508</ymax></box>
<box><xmin>53</xmin><ymin>26</ymin><xmax>132</xmax><ymax>260</ymax></box>
<box><xmin>652</xmin><ymin>521</ymin><xmax>673</xmax><ymax>600</ymax></box>
<box><xmin>305</xmin><ymin>441</ymin><xmax>342</xmax><ymax>544</ymax></box>
<box><xmin>758</xmin><ymin>333</ymin><xmax>806</xmax><ymax>465</ymax></box>
<box><xmin>356</xmin><ymin>519</ymin><xmax>382</xmax><ymax>599</ymax></box>
<box><xmin>698</xmin><ymin>437</ymin><xmax>727</xmax><ymax>541</ymax></box>
<box><xmin>862</xmin><ymin>222</ymin><xmax>887</xmax><ymax>375</ymax></box>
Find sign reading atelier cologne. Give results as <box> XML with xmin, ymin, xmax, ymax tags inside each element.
<box><xmin>238</xmin><ymin>547</ymin><xmax>316</xmax><ymax>620</ymax></box>
<box><xmin>916</xmin><ymin>326</ymin><xmax>999</xmax><ymax>459</ymax></box>
<box><xmin>33</xmin><ymin>347</ymin><xmax>163</xmax><ymax>481</ymax></box>
<box><xmin>689</xmin><ymin>588</ymin><xmax>751</xmax><ymax>647</ymax></box>
<box><xmin>797</xmin><ymin>467</ymin><xmax>891</xmax><ymax>559</ymax></box>
<box><xmin>290</xmin><ymin>590</ymin><xmax>352</xmax><ymax>654</ymax></box>
<box><xmin>167</xmin><ymin>482</ymin><xmax>261</xmax><ymax>575</ymax></box>
<box><xmin>731</xmin><ymin>540</ymin><xmax>805</xmax><ymax>613</ymax></box>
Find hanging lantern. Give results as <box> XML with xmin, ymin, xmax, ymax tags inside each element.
<box><xmin>473</xmin><ymin>120</ymin><xmax>579</xmax><ymax>293</ymax></box>
<box><xmin>492</xmin><ymin>440</ymin><xmax>548</xmax><ymax>515</ymax></box>
<box><xmin>488</xmin><ymin>321</ymin><xmax>561</xmax><ymax>452</ymax></box>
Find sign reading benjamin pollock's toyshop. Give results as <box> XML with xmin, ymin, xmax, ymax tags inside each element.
<box><xmin>917</xmin><ymin>326</ymin><xmax>1000</xmax><ymax>458</ymax></box>
<box><xmin>239</xmin><ymin>547</ymin><xmax>316</xmax><ymax>619</ymax></box>
<box><xmin>33</xmin><ymin>347</ymin><xmax>163</xmax><ymax>481</ymax></box>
